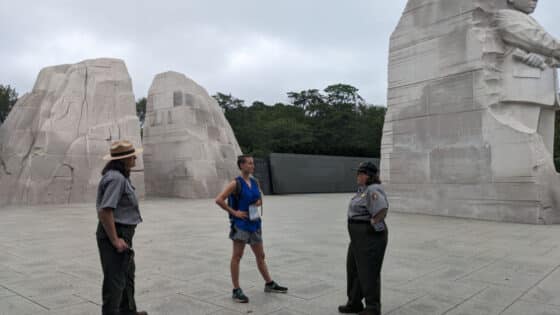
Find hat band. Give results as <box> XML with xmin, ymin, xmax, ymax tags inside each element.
<box><xmin>111</xmin><ymin>149</ymin><xmax>136</xmax><ymax>157</ymax></box>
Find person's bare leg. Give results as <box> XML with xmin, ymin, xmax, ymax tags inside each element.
<box><xmin>231</xmin><ymin>241</ymin><xmax>246</xmax><ymax>288</ymax></box>
<box><xmin>250</xmin><ymin>242</ymin><xmax>272</xmax><ymax>283</ymax></box>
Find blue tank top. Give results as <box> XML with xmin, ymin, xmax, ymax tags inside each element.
<box><xmin>231</xmin><ymin>176</ymin><xmax>262</xmax><ymax>232</ymax></box>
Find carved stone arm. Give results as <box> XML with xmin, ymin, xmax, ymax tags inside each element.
<box><xmin>496</xmin><ymin>10</ymin><xmax>560</xmax><ymax>60</ymax></box>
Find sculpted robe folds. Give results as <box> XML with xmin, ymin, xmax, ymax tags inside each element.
<box><xmin>380</xmin><ymin>0</ymin><xmax>560</xmax><ymax>224</ymax></box>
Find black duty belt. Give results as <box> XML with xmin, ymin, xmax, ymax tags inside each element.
<box><xmin>348</xmin><ymin>218</ymin><xmax>370</xmax><ymax>225</ymax></box>
<box><xmin>115</xmin><ymin>222</ymin><xmax>137</xmax><ymax>229</ymax></box>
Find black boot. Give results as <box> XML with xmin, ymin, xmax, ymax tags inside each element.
<box><xmin>338</xmin><ymin>303</ymin><xmax>364</xmax><ymax>313</ymax></box>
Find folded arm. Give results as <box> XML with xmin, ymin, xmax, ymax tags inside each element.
<box><xmin>496</xmin><ymin>10</ymin><xmax>560</xmax><ymax>59</ymax></box>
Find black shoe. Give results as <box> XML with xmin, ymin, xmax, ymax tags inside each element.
<box><xmin>264</xmin><ymin>281</ymin><xmax>288</xmax><ymax>293</ymax></box>
<box><xmin>232</xmin><ymin>288</ymin><xmax>249</xmax><ymax>303</ymax></box>
<box><xmin>358</xmin><ymin>310</ymin><xmax>379</xmax><ymax>315</ymax></box>
<box><xmin>338</xmin><ymin>303</ymin><xmax>364</xmax><ymax>313</ymax></box>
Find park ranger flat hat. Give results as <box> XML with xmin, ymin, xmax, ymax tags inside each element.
<box><xmin>354</xmin><ymin>161</ymin><xmax>378</xmax><ymax>177</ymax></box>
<box><xmin>103</xmin><ymin>140</ymin><xmax>143</xmax><ymax>161</ymax></box>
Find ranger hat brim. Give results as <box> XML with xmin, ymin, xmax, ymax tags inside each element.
<box><xmin>102</xmin><ymin>140</ymin><xmax>143</xmax><ymax>161</ymax></box>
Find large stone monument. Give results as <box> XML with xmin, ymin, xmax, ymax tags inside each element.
<box><xmin>143</xmin><ymin>71</ymin><xmax>241</xmax><ymax>198</ymax></box>
<box><xmin>0</xmin><ymin>58</ymin><xmax>144</xmax><ymax>206</ymax></box>
<box><xmin>381</xmin><ymin>0</ymin><xmax>560</xmax><ymax>224</ymax></box>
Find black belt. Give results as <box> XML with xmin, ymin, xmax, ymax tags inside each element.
<box><xmin>348</xmin><ymin>218</ymin><xmax>370</xmax><ymax>225</ymax></box>
<box><xmin>115</xmin><ymin>222</ymin><xmax>136</xmax><ymax>229</ymax></box>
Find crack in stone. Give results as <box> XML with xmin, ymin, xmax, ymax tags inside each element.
<box><xmin>77</xmin><ymin>66</ymin><xmax>89</xmax><ymax>137</ymax></box>
<box><xmin>63</xmin><ymin>163</ymin><xmax>75</xmax><ymax>204</ymax></box>
<box><xmin>0</xmin><ymin>157</ymin><xmax>11</xmax><ymax>175</ymax></box>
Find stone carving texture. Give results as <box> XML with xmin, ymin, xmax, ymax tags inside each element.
<box><xmin>143</xmin><ymin>71</ymin><xmax>241</xmax><ymax>198</ymax></box>
<box><xmin>0</xmin><ymin>58</ymin><xmax>144</xmax><ymax>206</ymax></box>
<box><xmin>380</xmin><ymin>0</ymin><xmax>560</xmax><ymax>224</ymax></box>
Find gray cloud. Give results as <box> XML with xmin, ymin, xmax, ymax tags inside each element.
<box><xmin>1</xmin><ymin>1</ymin><xmax>559</xmax><ymax>105</ymax></box>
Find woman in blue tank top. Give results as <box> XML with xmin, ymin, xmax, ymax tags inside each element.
<box><xmin>215</xmin><ymin>155</ymin><xmax>288</xmax><ymax>303</ymax></box>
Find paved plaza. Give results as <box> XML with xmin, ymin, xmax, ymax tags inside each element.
<box><xmin>1</xmin><ymin>194</ymin><xmax>560</xmax><ymax>314</ymax></box>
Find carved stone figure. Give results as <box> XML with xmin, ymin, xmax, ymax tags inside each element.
<box><xmin>0</xmin><ymin>58</ymin><xmax>144</xmax><ymax>206</ymax></box>
<box><xmin>142</xmin><ymin>71</ymin><xmax>241</xmax><ymax>198</ymax></box>
<box><xmin>380</xmin><ymin>0</ymin><xmax>560</xmax><ymax>224</ymax></box>
<box><xmin>493</xmin><ymin>0</ymin><xmax>560</xmax><ymax>152</ymax></box>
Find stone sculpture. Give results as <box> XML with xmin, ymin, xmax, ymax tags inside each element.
<box><xmin>380</xmin><ymin>0</ymin><xmax>560</xmax><ymax>224</ymax></box>
<box><xmin>0</xmin><ymin>58</ymin><xmax>144</xmax><ymax>206</ymax></box>
<box><xmin>142</xmin><ymin>71</ymin><xmax>241</xmax><ymax>198</ymax></box>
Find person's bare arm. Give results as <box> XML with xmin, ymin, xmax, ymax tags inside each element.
<box><xmin>371</xmin><ymin>208</ymin><xmax>388</xmax><ymax>224</ymax></box>
<box><xmin>215</xmin><ymin>181</ymin><xmax>248</xmax><ymax>219</ymax></box>
<box><xmin>98</xmin><ymin>208</ymin><xmax>129</xmax><ymax>252</ymax></box>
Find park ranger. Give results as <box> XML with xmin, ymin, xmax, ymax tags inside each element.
<box><xmin>339</xmin><ymin>161</ymin><xmax>388</xmax><ymax>315</ymax></box>
<box><xmin>96</xmin><ymin>140</ymin><xmax>148</xmax><ymax>315</ymax></box>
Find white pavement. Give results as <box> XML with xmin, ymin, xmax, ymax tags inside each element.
<box><xmin>1</xmin><ymin>194</ymin><xmax>560</xmax><ymax>315</ymax></box>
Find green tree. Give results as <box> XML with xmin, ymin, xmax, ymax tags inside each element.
<box><xmin>217</xmin><ymin>83</ymin><xmax>386</xmax><ymax>158</ymax></box>
<box><xmin>324</xmin><ymin>83</ymin><xmax>365</xmax><ymax>108</ymax></box>
<box><xmin>213</xmin><ymin>92</ymin><xmax>245</xmax><ymax>110</ymax></box>
<box><xmin>287</xmin><ymin>89</ymin><xmax>323</xmax><ymax>115</ymax></box>
<box><xmin>136</xmin><ymin>97</ymin><xmax>147</xmax><ymax>128</ymax></box>
<box><xmin>0</xmin><ymin>85</ymin><xmax>18</xmax><ymax>123</ymax></box>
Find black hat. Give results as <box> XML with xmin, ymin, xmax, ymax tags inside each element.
<box><xmin>355</xmin><ymin>161</ymin><xmax>378</xmax><ymax>176</ymax></box>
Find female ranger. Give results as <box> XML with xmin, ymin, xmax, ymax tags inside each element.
<box><xmin>338</xmin><ymin>162</ymin><xmax>389</xmax><ymax>315</ymax></box>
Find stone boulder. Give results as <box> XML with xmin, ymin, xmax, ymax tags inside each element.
<box><xmin>0</xmin><ymin>58</ymin><xmax>144</xmax><ymax>206</ymax></box>
<box><xmin>380</xmin><ymin>0</ymin><xmax>560</xmax><ymax>224</ymax></box>
<box><xmin>143</xmin><ymin>71</ymin><xmax>241</xmax><ymax>198</ymax></box>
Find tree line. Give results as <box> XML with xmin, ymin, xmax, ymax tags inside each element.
<box><xmin>212</xmin><ymin>84</ymin><xmax>386</xmax><ymax>158</ymax></box>
<box><xmin>0</xmin><ymin>85</ymin><xmax>18</xmax><ymax>123</ymax></box>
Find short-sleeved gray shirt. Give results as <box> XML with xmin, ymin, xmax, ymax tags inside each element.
<box><xmin>347</xmin><ymin>184</ymin><xmax>389</xmax><ymax>231</ymax></box>
<box><xmin>96</xmin><ymin>170</ymin><xmax>143</xmax><ymax>225</ymax></box>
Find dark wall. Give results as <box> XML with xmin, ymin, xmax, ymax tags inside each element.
<box><xmin>253</xmin><ymin>158</ymin><xmax>272</xmax><ymax>195</ymax></box>
<box><xmin>268</xmin><ymin>153</ymin><xmax>379</xmax><ymax>194</ymax></box>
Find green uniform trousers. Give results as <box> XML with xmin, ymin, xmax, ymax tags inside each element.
<box><xmin>346</xmin><ymin>222</ymin><xmax>388</xmax><ymax>314</ymax></box>
<box><xmin>96</xmin><ymin>222</ymin><xmax>137</xmax><ymax>315</ymax></box>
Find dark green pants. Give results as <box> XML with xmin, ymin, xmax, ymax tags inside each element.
<box><xmin>96</xmin><ymin>222</ymin><xmax>137</xmax><ymax>315</ymax></box>
<box><xmin>346</xmin><ymin>223</ymin><xmax>388</xmax><ymax>313</ymax></box>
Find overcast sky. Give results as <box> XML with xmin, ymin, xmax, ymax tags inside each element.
<box><xmin>1</xmin><ymin>1</ymin><xmax>560</xmax><ymax>105</ymax></box>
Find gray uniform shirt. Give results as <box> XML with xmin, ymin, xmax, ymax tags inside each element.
<box><xmin>96</xmin><ymin>170</ymin><xmax>143</xmax><ymax>225</ymax></box>
<box><xmin>347</xmin><ymin>184</ymin><xmax>389</xmax><ymax>231</ymax></box>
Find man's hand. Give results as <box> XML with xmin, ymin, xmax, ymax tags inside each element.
<box><xmin>523</xmin><ymin>53</ymin><xmax>546</xmax><ymax>69</ymax></box>
<box><xmin>112</xmin><ymin>238</ymin><xmax>129</xmax><ymax>253</ymax></box>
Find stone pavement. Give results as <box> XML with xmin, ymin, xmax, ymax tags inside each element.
<box><xmin>1</xmin><ymin>194</ymin><xmax>560</xmax><ymax>315</ymax></box>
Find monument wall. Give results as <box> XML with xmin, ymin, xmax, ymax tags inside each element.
<box><xmin>269</xmin><ymin>153</ymin><xmax>379</xmax><ymax>194</ymax></box>
<box><xmin>381</xmin><ymin>0</ymin><xmax>560</xmax><ymax>224</ymax></box>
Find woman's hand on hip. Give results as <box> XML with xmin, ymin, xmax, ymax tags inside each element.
<box><xmin>371</xmin><ymin>209</ymin><xmax>388</xmax><ymax>224</ymax></box>
<box><xmin>233</xmin><ymin>210</ymin><xmax>248</xmax><ymax>219</ymax></box>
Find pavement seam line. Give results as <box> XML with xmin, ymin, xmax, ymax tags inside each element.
<box><xmin>454</xmin><ymin>257</ymin><xmax>504</xmax><ymax>281</ymax></box>
<box><xmin>72</xmin><ymin>293</ymin><xmax>100</xmax><ymax>306</ymax></box>
<box><xmin>441</xmin><ymin>286</ymin><xmax>489</xmax><ymax>315</ymax></box>
<box><xmin>385</xmin><ymin>293</ymin><xmax>429</xmax><ymax>315</ymax></box>
<box><xmin>0</xmin><ymin>284</ymin><xmax>50</xmax><ymax>310</ymax></box>
<box><xmin>498</xmin><ymin>263</ymin><xmax>560</xmax><ymax>314</ymax></box>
